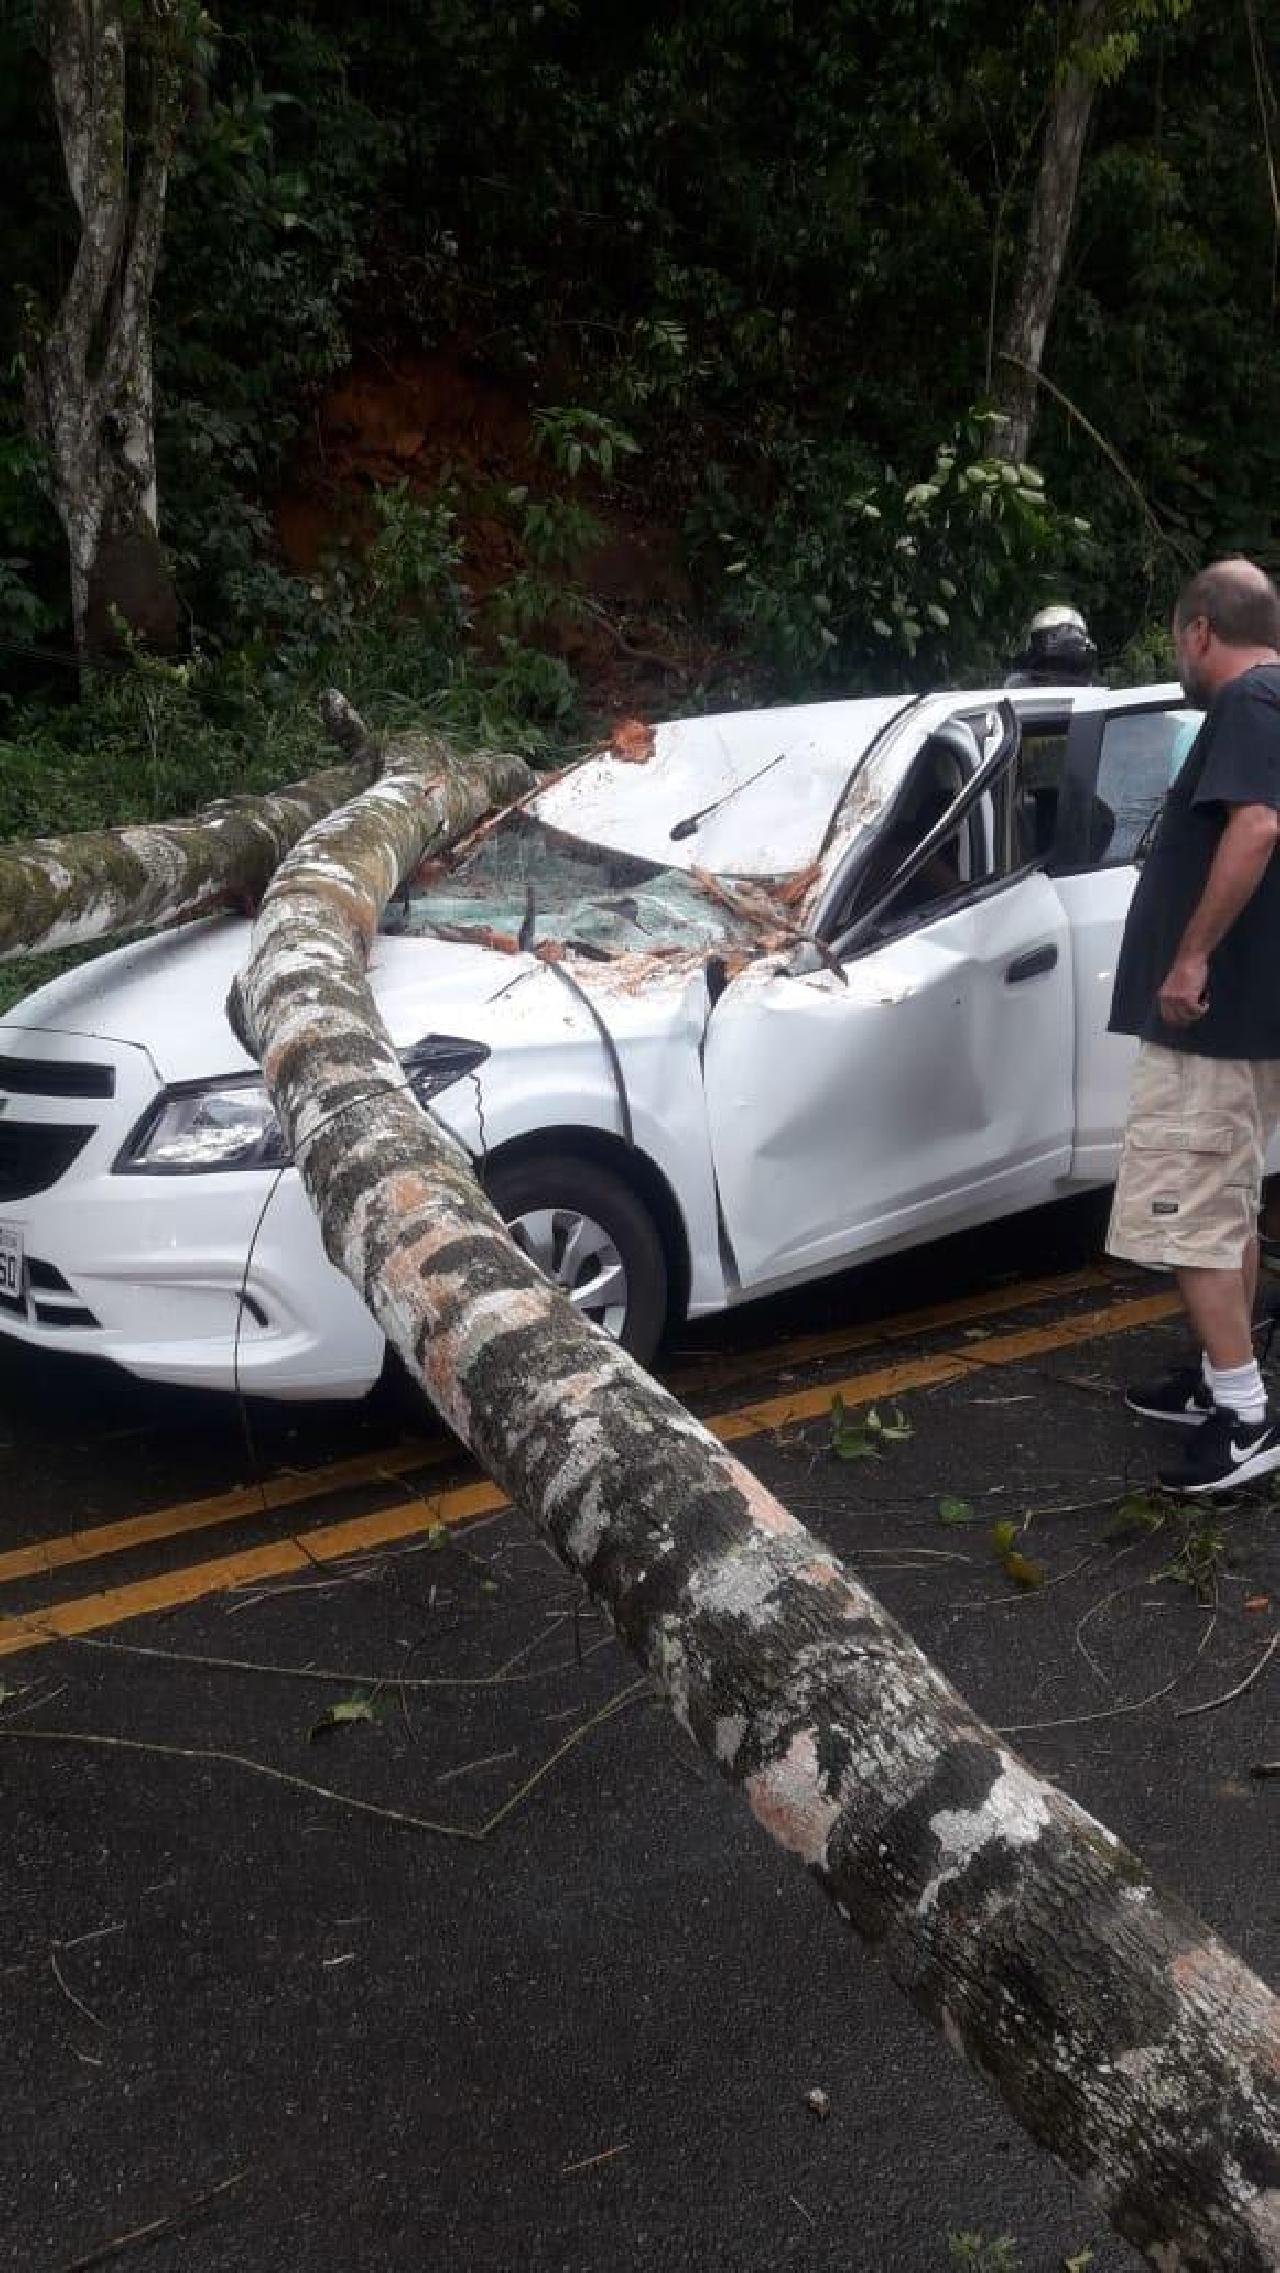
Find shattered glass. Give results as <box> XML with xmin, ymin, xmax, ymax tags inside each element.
<box><xmin>382</xmin><ymin>814</ymin><xmax>761</xmax><ymax>957</ymax></box>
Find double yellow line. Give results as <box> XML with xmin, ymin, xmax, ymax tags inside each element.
<box><xmin>0</xmin><ymin>1271</ymin><xmax>1178</xmax><ymax>1661</ymax></box>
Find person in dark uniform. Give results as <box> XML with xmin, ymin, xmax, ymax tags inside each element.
<box><xmin>1004</xmin><ymin>604</ymin><xmax>1099</xmax><ymax>689</ymax></box>
<box><xmin>1108</xmin><ymin>557</ymin><xmax>1280</xmax><ymax>1493</ymax></box>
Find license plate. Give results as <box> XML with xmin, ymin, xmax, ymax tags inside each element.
<box><xmin>0</xmin><ymin>1223</ymin><xmax>23</xmax><ymax>1303</ymax></box>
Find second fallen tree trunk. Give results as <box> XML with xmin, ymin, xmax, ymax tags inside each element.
<box><xmin>0</xmin><ymin>694</ymin><xmax>382</xmax><ymax>966</ymax></box>
<box><xmin>231</xmin><ymin>713</ymin><xmax>1280</xmax><ymax>2271</ymax></box>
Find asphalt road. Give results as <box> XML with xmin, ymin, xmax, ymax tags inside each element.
<box><xmin>2</xmin><ymin>1194</ymin><xmax>1277</xmax><ymax>2273</ymax></box>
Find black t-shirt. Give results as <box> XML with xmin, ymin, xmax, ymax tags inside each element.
<box><xmin>1109</xmin><ymin>664</ymin><xmax>1280</xmax><ymax>1058</ymax></box>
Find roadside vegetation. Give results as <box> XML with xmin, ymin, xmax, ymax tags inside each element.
<box><xmin>2</xmin><ymin>4</ymin><xmax>1275</xmax><ymax>845</ymax></box>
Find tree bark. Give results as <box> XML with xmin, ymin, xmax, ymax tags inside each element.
<box><xmin>992</xmin><ymin>2</ymin><xmax>1104</xmax><ymax>463</ymax></box>
<box><xmin>25</xmin><ymin>0</ymin><xmax>189</xmax><ymax>655</ymax></box>
<box><xmin>0</xmin><ymin>698</ymin><xmax>383</xmax><ymax>964</ymax></box>
<box><xmin>231</xmin><ymin>728</ymin><xmax>1280</xmax><ymax>2270</ymax></box>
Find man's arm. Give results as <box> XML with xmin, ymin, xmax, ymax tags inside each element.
<box><xmin>1159</xmin><ymin>802</ymin><xmax>1280</xmax><ymax>1027</ymax></box>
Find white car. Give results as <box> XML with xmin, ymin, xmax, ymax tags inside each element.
<box><xmin>0</xmin><ymin>679</ymin><xmax>1201</xmax><ymax>1399</ymax></box>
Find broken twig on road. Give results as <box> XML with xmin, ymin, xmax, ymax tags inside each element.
<box><xmin>1174</xmin><ymin>1630</ymin><xmax>1279</xmax><ymax>1721</ymax></box>
<box><xmin>0</xmin><ymin>1681</ymin><xmax>647</xmax><ymax>1843</ymax></box>
<box><xmin>56</xmin><ymin>2169</ymin><xmax>250</xmax><ymax>2272</ymax></box>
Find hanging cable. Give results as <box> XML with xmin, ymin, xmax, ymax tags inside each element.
<box><xmin>519</xmin><ymin>883</ymin><xmax>635</xmax><ymax>1150</ymax></box>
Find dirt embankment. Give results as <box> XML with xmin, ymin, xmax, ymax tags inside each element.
<box><xmin>274</xmin><ymin>348</ymin><xmax>736</xmax><ymax>720</ymax></box>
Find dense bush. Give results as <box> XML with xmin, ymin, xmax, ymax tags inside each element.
<box><xmin>0</xmin><ymin>0</ymin><xmax>1275</xmax><ymax>825</ymax></box>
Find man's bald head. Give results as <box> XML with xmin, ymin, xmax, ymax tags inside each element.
<box><xmin>1174</xmin><ymin>557</ymin><xmax>1280</xmax><ymax>652</ymax></box>
<box><xmin>1172</xmin><ymin>557</ymin><xmax>1280</xmax><ymax>703</ymax></box>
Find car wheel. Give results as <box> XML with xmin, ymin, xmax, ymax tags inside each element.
<box><xmin>485</xmin><ymin>1152</ymin><xmax>668</xmax><ymax>1365</ymax></box>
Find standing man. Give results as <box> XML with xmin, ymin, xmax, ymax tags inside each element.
<box><xmin>1109</xmin><ymin>557</ymin><xmax>1280</xmax><ymax>1493</ymax></box>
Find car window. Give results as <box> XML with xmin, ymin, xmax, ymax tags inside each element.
<box><xmin>1013</xmin><ymin>721</ymin><xmax>1071</xmax><ymax>860</ymax></box>
<box><xmin>835</xmin><ymin>724</ymin><xmax>995</xmax><ymax>942</ymax></box>
<box><xmin>1090</xmin><ymin>707</ymin><xmax>1202</xmax><ymax>866</ymax></box>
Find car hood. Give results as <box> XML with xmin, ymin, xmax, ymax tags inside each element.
<box><xmin>4</xmin><ymin>916</ymin><xmax>545</xmax><ymax>1084</ymax></box>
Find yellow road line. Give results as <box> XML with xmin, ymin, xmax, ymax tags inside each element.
<box><xmin>0</xmin><ymin>1437</ymin><xmax>461</xmax><ymax>1589</ymax></box>
<box><xmin>708</xmin><ymin>1289</ymin><xmax>1179</xmax><ymax>1440</ymax></box>
<box><xmin>664</xmin><ymin>1265</ymin><xmax>1114</xmax><ymax>1394</ymax></box>
<box><xmin>0</xmin><ymin>1264</ymin><xmax>1113</xmax><ymax>1590</ymax></box>
<box><xmin>0</xmin><ymin>1288</ymin><xmax>1180</xmax><ymax>1660</ymax></box>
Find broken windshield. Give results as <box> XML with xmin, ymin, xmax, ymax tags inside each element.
<box><xmin>382</xmin><ymin>813</ymin><xmax>762</xmax><ymax>956</ymax></box>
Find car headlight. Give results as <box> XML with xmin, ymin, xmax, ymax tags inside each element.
<box><xmin>116</xmin><ymin>1038</ymin><xmax>490</xmax><ymax>1174</ymax></box>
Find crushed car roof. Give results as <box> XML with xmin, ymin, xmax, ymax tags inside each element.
<box><xmin>529</xmin><ymin>696</ymin><xmax>913</xmax><ymax>877</ymax></box>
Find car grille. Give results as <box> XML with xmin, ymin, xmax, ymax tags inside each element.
<box><xmin>0</xmin><ymin>1049</ymin><xmax>134</xmax><ymax>1322</ymax></box>
<box><xmin>0</xmin><ymin>1121</ymin><xmax>95</xmax><ymax>1201</ymax></box>
<box><xmin>0</xmin><ymin>1055</ymin><xmax>115</xmax><ymax>1099</ymax></box>
<box><xmin>0</xmin><ymin>1254</ymin><xmax>99</xmax><ymax>1330</ymax></box>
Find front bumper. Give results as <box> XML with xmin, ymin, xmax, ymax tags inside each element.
<box><xmin>0</xmin><ymin>1030</ymin><xmax>385</xmax><ymax>1400</ymax></box>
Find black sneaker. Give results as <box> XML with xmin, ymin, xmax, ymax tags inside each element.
<box><xmin>1124</xmin><ymin>1365</ymin><xmax>1215</xmax><ymax>1427</ymax></box>
<box><xmin>1159</xmin><ymin>1407</ymin><xmax>1280</xmax><ymax>1495</ymax></box>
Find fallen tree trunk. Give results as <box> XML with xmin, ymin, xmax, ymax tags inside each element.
<box><xmin>0</xmin><ymin>698</ymin><xmax>380</xmax><ymax>965</ymax></box>
<box><xmin>232</xmin><ymin>716</ymin><xmax>1280</xmax><ymax>2271</ymax></box>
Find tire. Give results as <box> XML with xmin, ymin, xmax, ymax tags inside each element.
<box><xmin>485</xmin><ymin>1152</ymin><xmax>669</xmax><ymax>1366</ymax></box>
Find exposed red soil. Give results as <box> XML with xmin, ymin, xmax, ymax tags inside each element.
<box><xmin>273</xmin><ymin>348</ymin><xmax>733</xmax><ymax>720</ymax></box>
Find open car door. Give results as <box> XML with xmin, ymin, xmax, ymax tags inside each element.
<box><xmin>701</xmin><ymin>704</ymin><xmax>1075</xmax><ymax>1291</ymax></box>
<box><xmin>1046</xmin><ymin>686</ymin><xmax>1201</xmax><ymax>1186</ymax></box>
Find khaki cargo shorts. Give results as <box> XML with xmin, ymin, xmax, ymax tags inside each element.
<box><xmin>1107</xmin><ymin>1042</ymin><xmax>1280</xmax><ymax>1271</ymax></box>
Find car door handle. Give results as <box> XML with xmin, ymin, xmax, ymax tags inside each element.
<box><xmin>1005</xmin><ymin>944</ymin><xmax>1059</xmax><ymax>985</ymax></box>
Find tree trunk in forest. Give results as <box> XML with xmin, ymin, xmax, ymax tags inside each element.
<box><xmin>0</xmin><ymin>699</ymin><xmax>384</xmax><ymax>963</ymax></box>
<box><xmin>24</xmin><ymin>0</ymin><xmax>191</xmax><ymax>657</ymax></box>
<box><xmin>232</xmin><ymin>707</ymin><xmax>1280</xmax><ymax>2273</ymax></box>
<box><xmin>992</xmin><ymin>3</ymin><xmax>1104</xmax><ymax>464</ymax></box>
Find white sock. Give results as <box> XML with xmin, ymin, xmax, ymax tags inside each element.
<box><xmin>1207</xmin><ymin>1359</ymin><xmax>1267</xmax><ymax>1426</ymax></box>
<box><xmin>1201</xmin><ymin>1350</ymin><xmax>1213</xmax><ymax>1389</ymax></box>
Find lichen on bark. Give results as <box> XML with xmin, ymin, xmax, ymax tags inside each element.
<box><xmin>0</xmin><ymin>738</ymin><xmax>381</xmax><ymax>967</ymax></box>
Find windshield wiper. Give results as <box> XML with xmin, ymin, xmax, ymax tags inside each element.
<box><xmin>669</xmin><ymin>752</ymin><xmax>787</xmax><ymax>841</ymax></box>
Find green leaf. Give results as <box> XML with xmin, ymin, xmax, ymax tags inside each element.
<box><xmin>309</xmin><ymin>1694</ymin><xmax>380</xmax><ymax>1743</ymax></box>
<box><xmin>866</xmin><ymin>1403</ymin><xmax>913</xmax><ymax>1443</ymax></box>
<box><xmin>834</xmin><ymin>1433</ymin><xmax>881</xmax><ymax>1460</ymax></box>
<box><xmin>829</xmin><ymin>1392</ymin><xmax>881</xmax><ymax>1461</ymax></box>
<box><xmin>938</xmin><ymin>1496</ymin><xmax>979</xmax><ymax>1527</ymax></box>
<box><xmin>1102</xmin><ymin>1494</ymin><xmax>1164</xmax><ymax>1542</ymax></box>
<box><xmin>990</xmin><ymin>1519</ymin><xmax>1019</xmax><ymax>1557</ymax></box>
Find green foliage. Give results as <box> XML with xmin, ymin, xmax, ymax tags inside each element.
<box><xmin>2</xmin><ymin>0</ymin><xmax>1279</xmax><ymax>794</ymax></box>
<box><xmin>828</xmin><ymin>1395</ymin><xmax>913</xmax><ymax>1461</ymax></box>
<box><xmin>510</xmin><ymin>492</ymin><xmax>605</xmax><ymax>573</ymax></box>
<box><xmin>947</xmin><ymin>2235</ymin><xmax>1021</xmax><ymax>2272</ymax></box>
<box><xmin>1078</xmin><ymin>0</ymin><xmax>1191</xmax><ymax>87</ymax></box>
<box><xmin>1160</xmin><ymin>1515</ymin><xmax>1231</xmax><ymax>1602</ymax></box>
<box><xmin>308</xmin><ymin>1693</ymin><xmax>382</xmax><ymax>1742</ymax></box>
<box><xmin>531</xmin><ymin>407</ymin><xmax>640</xmax><ymax>484</ymax></box>
<box><xmin>0</xmin><ymin>483</ymin><xmax>581</xmax><ymax>1015</ymax></box>
<box><xmin>938</xmin><ymin>1496</ymin><xmax>980</xmax><ymax>1527</ymax></box>
<box><xmin>690</xmin><ymin>416</ymin><xmax>1093</xmax><ymax>688</ymax></box>
<box><xmin>362</xmin><ymin>484</ymin><xmax>470</xmax><ymax>633</ymax></box>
